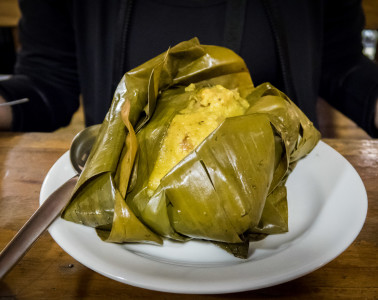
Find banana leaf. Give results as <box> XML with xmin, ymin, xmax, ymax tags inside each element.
<box><xmin>62</xmin><ymin>38</ymin><xmax>320</xmax><ymax>258</ymax></box>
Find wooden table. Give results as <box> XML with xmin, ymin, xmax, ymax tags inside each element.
<box><xmin>0</xmin><ymin>129</ymin><xmax>377</xmax><ymax>299</ymax></box>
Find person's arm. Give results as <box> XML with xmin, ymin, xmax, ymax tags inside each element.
<box><xmin>319</xmin><ymin>0</ymin><xmax>378</xmax><ymax>137</ymax></box>
<box><xmin>0</xmin><ymin>95</ymin><xmax>12</xmax><ymax>130</ymax></box>
<box><xmin>0</xmin><ymin>0</ymin><xmax>80</xmax><ymax>132</ymax></box>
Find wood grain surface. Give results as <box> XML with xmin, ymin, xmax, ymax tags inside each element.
<box><xmin>0</xmin><ymin>123</ymin><xmax>377</xmax><ymax>299</ymax></box>
<box><xmin>363</xmin><ymin>0</ymin><xmax>378</xmax><ymax>30</ymax></box>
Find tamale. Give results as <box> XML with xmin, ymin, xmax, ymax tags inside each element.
<box><xmin>147</xmin><ymin>84</ymin><xmax>250</xmax><ymax>192</ymax></box>
<box><xmin>62</xmin><ymin>38</ymin><xmax>321</xmax><ymax>258</ymax></box>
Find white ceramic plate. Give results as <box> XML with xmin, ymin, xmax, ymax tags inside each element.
<box><xmin>40</xmin><ymin>141</ymin><xmax>367</xmax><ymax>294</ymax></box>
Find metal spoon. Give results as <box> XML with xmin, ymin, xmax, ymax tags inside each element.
<box><xmin>0</xmin><ymin>124</ymin><xmax>101</xmax><ymax>279</ymax></box>
<box><xmin>0</xmin><ymin>98</ymin><xmax>29</xmax><ymax>107</ymax></box>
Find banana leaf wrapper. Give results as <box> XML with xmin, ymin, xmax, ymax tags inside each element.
<box><xmin>62</xmin><ymin>38</ymin><xmax>320</xmax><ymax>257</ymax></box>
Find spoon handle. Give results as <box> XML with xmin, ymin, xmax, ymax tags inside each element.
<box><xmin>0</xmin><ymin>98</ymin><xmax>29</xmax><ymax>107</ymax></box>
<box><xmin>0</xmin><ymin>176</ymin><xmax>78</xmax><ymax>279</ymax></box>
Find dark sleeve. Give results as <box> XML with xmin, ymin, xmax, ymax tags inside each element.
<box><xmin>319</xmin><ymin>0</ymin><xmax>378</xmax><ymax>138</ymax></box>
<box><xmin>0</xmin><ymin>0</ymin><xmax>80</xmax><ymax>132</ymax></box>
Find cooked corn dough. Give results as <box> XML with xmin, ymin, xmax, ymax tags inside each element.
<box><xmin>147</xmin><ymin>84</ymin><xmax>250</xmax><ymax>191</ymax></box>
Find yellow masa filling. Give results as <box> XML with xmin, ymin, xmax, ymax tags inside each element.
<box><xmin>147</xmin><ymin>84</ymin><xmax>250</xmax><ymax>191</ymax></box>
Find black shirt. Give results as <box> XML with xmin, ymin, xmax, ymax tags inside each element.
<box><xmin>126</xmin><ymin>0</ymin><xmax>282</xmax><ymax>89</ymax></box>
<box><xmin>0</xmin><ymin>0</ymin><xmax>377</xmax><ymax>137</ymax></box>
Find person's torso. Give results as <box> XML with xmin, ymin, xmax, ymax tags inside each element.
<box><xmin>72</xmin><ymin>0</ymin><xmax>323</xmax><ymax>125</ymax></box>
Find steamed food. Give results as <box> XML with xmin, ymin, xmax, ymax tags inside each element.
<box><xmin>148</xmin><ymin>84</ymin><xmax>249</xmax><ymax>192</ymax></box>
<box><xmin>62</xmin><ymin>38</ymin><xmax>320</xmax><ymax>258</ymax></box>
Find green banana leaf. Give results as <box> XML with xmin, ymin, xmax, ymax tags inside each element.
<box><xmin>62</xmin><ymin>38</ymin><xmax>320</xmax><ymax>258</ymax></box>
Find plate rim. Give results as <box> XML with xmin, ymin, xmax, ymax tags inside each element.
<box><xmin>39</xmin><ymin>141</ymin><xmax>368</xmax><ymax>294</ymax></box>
